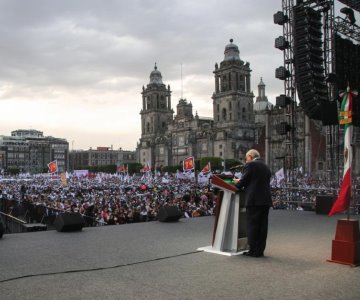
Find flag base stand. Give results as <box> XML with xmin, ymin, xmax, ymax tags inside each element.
<box><xmin>327</xmin><ymin>219</ymin><xmax>360</xmax><ymax>267</ymax></box>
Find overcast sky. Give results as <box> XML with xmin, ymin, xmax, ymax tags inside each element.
<box><xmin>0</xmin><ymin>0</ymin><xmax>351</xmax><ymax>150</ymax></box>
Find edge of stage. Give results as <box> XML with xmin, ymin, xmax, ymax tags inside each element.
<box><xmin>1</xmin><ymin>210</ymin><xmax>360</xmax><ymax>300</ymax></box>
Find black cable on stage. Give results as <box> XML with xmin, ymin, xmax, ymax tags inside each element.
<box><xmin>0</xmin><ymin>250</ymin><xmax>202</xmax><ymax>283</ymax></box>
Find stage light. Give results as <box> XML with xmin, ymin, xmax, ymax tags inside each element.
<box><xmin>274</xmin><ymin>11</ymin><xmax>288</xmax><ymax>25</ymax></box>
<box><xmin>276</xmin><ymin>95</ymin><xmax>292</xmax><ymax>107</ymax></box>
<box><xmin>275</xmin><ymin>36</ymin><xmax>289</xmax><ymax>50</ymax></box>
<box><xmin>275</xmin><ymin>67</ymin><xmax>290</xmax><ymax>80</ymax></box>
<box><xmin>275</xmin><ymin>122</ymin><xmax>291</xmax><ymax>135</ymax></box>
<box><xmin>325</xmin><ymin>73</ymin><xmax>337</xmax><ymax>83</ymax></box>
<box><xmin>293</xmin><ymin>4</ymin><xmax>327</xmax><ymax>120</ymax></box>
<box><xmin>340</xmin><ymin>7</ymin><xmax>356</xmax><ymax>25</ymax></box>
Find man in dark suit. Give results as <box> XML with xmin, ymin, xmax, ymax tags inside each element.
<box><xmin>235</xmin><ymin>149</ymin><xmax>272</xmax><ymax>257</ymax></box>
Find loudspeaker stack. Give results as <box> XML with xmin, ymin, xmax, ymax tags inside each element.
<box><xmin>157</xmin><ymin>206</ymin><xmax>182</xmax><ymax>222</ymax></box>
<box><xmin>54</xmin><ymin>212</ymin><xmax>85</xmax><ymax>232</ymax></box>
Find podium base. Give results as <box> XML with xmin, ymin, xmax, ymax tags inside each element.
<box><xmin>197</xmin><ymin>245</ymin><xmax>247</xmax><ymax>256</ymax></box>
<box><xmin>327</xmin><ymin>219</ymin><xmax>360</xmax><ymax>267</ymax></box>
<box><xmin>326</xmin><ymin>258</ymin><xmax>360</xmax><ymax>267</ymax></box>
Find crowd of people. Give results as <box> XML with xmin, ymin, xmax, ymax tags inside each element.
<box><xmin>0</xmin><ymin>173</ymin><xmax>216</xmax><ymax>226</ymax></box>
<box><xmin>1</xmin><ymin>171</ymin><xmax>359</xmax><ymax>228</ymax></box>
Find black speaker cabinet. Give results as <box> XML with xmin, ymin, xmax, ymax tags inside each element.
<box><xmin>54</xmin><ymin>212</ymin><xmax>85</xmax><ymax>232</ymax></box>
<box><xmin>22</xmin><ymin>223</ymin><xmax>47</xmax><ymax>232</ymax></box>
<box><xmin>0</xmin><ymin>217</ymin><xmax>4</xmax><ymax>239</ymax></box>
<box><xmin>157</xmin><ymin>206</ymin><xmax>182</xmax><ymax>222</ymax></box>
<box><xmin>316</xmin><ymin>195</ymin><xmax>335</xmax><ymax>215</ymax></box>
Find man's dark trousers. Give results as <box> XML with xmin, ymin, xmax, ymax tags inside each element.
<box><xmin>246</xmin><ymin>206</ymin><xmax>270</xmax><ymax>256</ymax></box>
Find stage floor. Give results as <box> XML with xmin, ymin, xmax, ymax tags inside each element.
<box><xmin>1</xmin><ymin>210</ymin><xmax>360</xmax><ymax>299</ymax></box>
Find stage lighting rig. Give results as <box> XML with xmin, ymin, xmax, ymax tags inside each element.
<box><xmin>275</xmin><ymin>66</ymin><xmax>291</xmax><ymax>80</ymax></box>
<box><xmin>275</xmin><ymin>36</ymin><xmax>290</xmax><ymax>50</ymax></box>
<box><xmin>340</xmin><ymin>7</ymin><xmax>356</xmax><ymax>25</ymax></box>
<box><xmin>275</xmin><ymin>122</ymin><xmax>291</xmax><ymax>135</ymax></box>
<box><xmin>276</xmin><ymin>95</ymin><xmax>292</xmax><ymax>107</ymax></box>
<box><xmin>274</xmin><ymin>11</ymin><xmax>288</xmax><ymax>25</ymax></box>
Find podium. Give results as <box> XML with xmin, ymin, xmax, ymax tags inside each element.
<box><xmin>198</xmin><ymin>175</ymin><xmax>248</xmax><ymax>256</ymax></box>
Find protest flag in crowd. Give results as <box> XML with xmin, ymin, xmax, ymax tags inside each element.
<box><xmin>60</xmin><ymin>172</ymin><xmax>68</xmax><ymax>186</ymax></box>
<box><xmin>117</xmin><ymin>165</ymin><xmax>127</xmax><ymax>173</ymax></box>
<box><xmin>143</xmin><ymin>162</ymin><xmax>150</xmax><ymax>172</ymax></box>
<box><xmin>329</xmin><ymin>86</ymin><xmax>358</xmax><ymax>216</ymax></box>
<box><xmin>183</xmin><ymin>156</ymin><xmax>194</xmax><ymax>171</ymax></box>
<box><xmin>275</xmin><ymin>167</ymin><xmax>285</xmax><ymax>182</ymax></box>
<box><xmin>201</xmin><ymin>162</ymin><xmax>211</xmax><ymax>174</ymax></box>
<box><xmin>48</xmin><ymin>160</ymin><xmax>58</xmax><ymax>173</ymax></box>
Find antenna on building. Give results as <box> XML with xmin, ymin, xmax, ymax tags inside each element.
<box><xmin>181</xmin><ymin>63</ymin><xmax>183</xmax><ymax>99</ymax></box>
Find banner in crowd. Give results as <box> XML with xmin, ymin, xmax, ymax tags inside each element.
<box><xmin>329</xmin><ymin>86</ymin><xmax>357</xmax><ymax>216</ymax></box>
<box><xmin>183</xmin><ymin>156</ymin><xmax>194</xmax><ymax>171</ymax></box>
<box><xmin>197</xmin><ymin>171</ymin><xmax>212</xmax><ymax>184</ymax></box>
<box><xmin>73</xmin><ymin>170</ymin><xmax>89</xmax><ymax>177</ymax></box>
<box><xmin>117</xmin><ymin>165</ymin><xmax>128</xmax><ymax>173</ymax></box>
<box><xmin>47</xmin><ymin>160</ymin><xmax>58</xmax><ymax>173</ymax></box>
<box><xmin>60</xmin><ymin>172</ymin><xmax>68</xmax><ymax>186</ymax></box>
<box><xmin>176</xmin><ymin>170</ymin><xmax>194</xmax><ymax>180</ymax></box>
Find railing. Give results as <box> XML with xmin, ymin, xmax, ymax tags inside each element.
<box><xmin>271</xmin><ymin>186</ymin><xmax>360</xmax><ymax>214</ymax></box>
<box><xmin>0</xmin><ymin>211</ymin><xmax>27</xmax><ymax>234</ymax></box>
<box><xmin>0</xmin><ymin>198</ymin><xmax>105</xmax><ymax>234</ymax></box>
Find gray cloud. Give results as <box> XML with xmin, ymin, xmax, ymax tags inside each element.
<box><xmin>0</xmin><ymin>0</ymin><xmax>290</xmax><ymax>148</ymax></box>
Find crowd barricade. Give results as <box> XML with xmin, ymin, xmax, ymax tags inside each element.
<box><xmin>271</xmin><ymin>186</ymin><xmax>360</xmax><ymax>214</ymax></box>
<box><xmin>0</xmin><ymin>211</ymin><xmax>27</xmax><ymax>234</ymax></box>
<box><xmin>0</xmin><ymin>199</ymin><xmax>103</xmax><ymax>231</ymax></box>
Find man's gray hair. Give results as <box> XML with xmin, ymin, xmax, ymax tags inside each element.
<box><xmin>246</xmin><ymin>149</ymin><xmax>260</xmax><ymax>159</ymax></box>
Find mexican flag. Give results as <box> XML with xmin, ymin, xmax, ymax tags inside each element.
<box><xmin>201</xmin><ymin>162</ymin><xmax>211</xmax><ymax>174</ymax></box>
<box><xmin>329</xmin><ymin>87</ymin><xmax>358</xmax><ymax>216</ymax></box>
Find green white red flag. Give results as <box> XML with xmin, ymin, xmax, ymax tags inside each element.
<box><xmin>329</xmin><ymin>87</ymin><xmax>358</xmax><ymax>216</ymax></box>
<box><xmin>201</xmin><ymin>162</ymin><xmax>211</xmax><ymax>174</ymax></box>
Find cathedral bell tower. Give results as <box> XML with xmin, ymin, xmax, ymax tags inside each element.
<box><xmin>138</xmin><ymin>64</ymin><xmax>173</xmax><ymax>167</ymax></box>
<box><xmin>212</xmin><ymin>39</ymin><xmax>255</xmax><ymax>160</ymax></box>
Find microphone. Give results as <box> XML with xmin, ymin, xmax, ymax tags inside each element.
<box><xmin>229</xmin><ymin>165</ymin><xmax>243</xmax><ymax>170</ymax></box>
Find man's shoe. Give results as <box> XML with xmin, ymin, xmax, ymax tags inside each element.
<box><xmin>243</xmin><ymin>251</ymin><xmax>263</xmax><ymax>257</ymax></box>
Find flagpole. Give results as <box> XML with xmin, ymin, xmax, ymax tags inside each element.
<box><xmin>347</xmin><ymin>131</ymin><xmax>353</xmax><ymax>221</ymax></box>
<box><xmin>195</xmin><ymin>164</ymin><xmax>197</xmax><ymax>184</ymax></box>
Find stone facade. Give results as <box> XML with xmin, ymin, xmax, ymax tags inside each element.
<box><xmin>69</xmin><ymin>147</ymin><xmax>136</xmax><ymax>170</ymax></box>
<box><xmin>137</xmin><ymin>40</ymin><xmax>256</xmax><ymax>168</ymax></box>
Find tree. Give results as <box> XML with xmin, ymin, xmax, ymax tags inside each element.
<box><xmin>198</xmin><ymin>157</ymin><xmax>242</xmax><ymax>172</ymax></box>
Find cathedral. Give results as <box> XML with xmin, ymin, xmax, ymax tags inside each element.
<box><xmin>137</xmin><ymin>39</ymin><xmax>255</xmax><ymax>169</ymax></box>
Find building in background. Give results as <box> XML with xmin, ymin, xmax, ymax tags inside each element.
<box><xmin>0</xmin><ymin>129</ymin><xmax>69</xmax><ymax>174</ymax></box>
<box><xmin>69</xmin><ymin>146</ymin><xmax>136</xmax><ymax>170</ymax></box>
<box><xmin>136</xmin><ymin>42</ymin><xmax>344</xmax><ymax>178</ymax></box>
<box><xmin>253</xmin><ymin>79</ymin><xmax>329</xmax><ymax>177</ymax></box>
<box><xmin>137</xmin><ymin>39</ymin><xmax>256</xmax><ymax>168</ymax></box>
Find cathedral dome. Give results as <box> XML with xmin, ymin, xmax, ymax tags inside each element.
<box><xmin>254</xmin><ymin>101</ymin><xmax>273</xmax><ymax>111</ymax></box>
<box><xmin>254</xmin><ymin>77</ymin><xmax>274</xmax><ymax>111</ymax></box>
<box><xmin>149</xmin><ymin>63</ymin><xmax>163</xmax><ymax>84</ymax></box>
<box><xmin>224</xmin><ymin>39</ymin><xmax>241</xmax><ymax>62</ymax></box>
